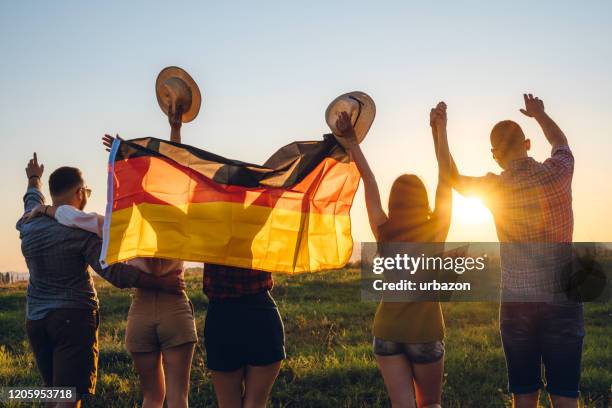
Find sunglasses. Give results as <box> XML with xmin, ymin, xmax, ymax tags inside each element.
<box><xmin>80</xmin><ymin>186</ymin><xmax>92</xmax><ymax>198</ymax></box>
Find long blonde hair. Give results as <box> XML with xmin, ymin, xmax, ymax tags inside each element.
<box><xmin>379</xmin><ymin>174</ymin><xmax>433</xmax><ymax>242</ymax></box>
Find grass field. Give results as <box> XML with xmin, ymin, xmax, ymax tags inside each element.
<box><xmin>0</xmin><ymin>268</ymin><xmax>610</xmax><ymax>407</ymax></box>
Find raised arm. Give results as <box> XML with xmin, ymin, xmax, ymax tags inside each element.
<box><xmin>168</xmin><ymin>103</ymin><xmax>182</xmax><ymax>143</ymax></box>
<box><xmin>430</xmin><ymin>103</ymin><xmax>452</xmax><ymax>241</ymax></box>
<box><xmin>17</xmin><ymin>153</ymin><xmax>46</xmax><ymax>231</ymax></box>
<box><xmin>102</xmin><ymin>103</ymin><xmax>182</xmax><ymax>151</ymax></box>
<box><xmin>25</xmin><ymin>152</ymin><xmax>44</xmax><ymax>191</ymax></box>
<box><xmin>334</xmin><ymin>112</ymin><xmax>388</xmax><ymax>239</ymax></box>
<box><xmin>429</xmin><ymin>109</ymin><xmax>472</xmax><ymax>196</ymax></box>
<box><xmin>449</xmin><ymin>156</ymin><xmax>495</xmax><ymax>197</ymax></box>
<box><xmin>450</xmin><ymin>158</ymin><xmax>499</xmax><ymax>207</ymax></box>
<box><xmin>520</xmin><ymin>93</ymin><xmax>568</xmax><ymax>148</ymax></box>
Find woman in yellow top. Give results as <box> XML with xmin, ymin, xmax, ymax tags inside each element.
<box><xmin>334</xmin><ymin>102</ymin><xmax>452</xmax><ymax>408</ymax></box>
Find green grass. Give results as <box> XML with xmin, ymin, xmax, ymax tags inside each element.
<box><xmin>0</xmin><ymin>269</ymin><xmax>610</xmax><ymax>407</ymax></box>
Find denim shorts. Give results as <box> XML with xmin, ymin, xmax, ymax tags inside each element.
<box><xmin>500</xmin><ymin>302</ymin><xmax>584</xmax><ymax>398</ymax></box>
<box><xmin>373</xmin><ymin>337</ymin><xmax>445</xmax><ymax>364</ymax></box>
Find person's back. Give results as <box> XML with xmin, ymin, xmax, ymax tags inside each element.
<box><xmin>15</xmin><ymin>161</ymin><xmax>141</xmax><ymax>404</ymax></box>
<box><xmin>451</xmin><ymin>95</ymin><xmax>583</xmax><ymax>407</ymax></box>
<box><xmin>488</xmin><ymin>146</ymin><xmax>573</xmax><ymax>244</ymax></box>
<box><xmin>338</xmin><ymin>102</ymin><xmax>452</xmax><ymax>408</ymax></box>
<box><xmin>374</xmin><ymin>220</ymin><xmax>445</xmax><ymax>344</ymax></box>
<box><xmin>18</xmin><ymin>206</ymin><xmax>103</xmax><ymax>319</ymax></box>
<box><xmin>16</xmin><ymin>157</ymin><xmax>181</xmax><ymax>406</ymax></box>
<box><xmin>485</xmin><ymin>144</ymin><xmax>574</xmax><ymax>300</ymax></box>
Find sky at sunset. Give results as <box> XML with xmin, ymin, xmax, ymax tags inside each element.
<box><xmin>1</xmin><ymin>1</ymin><xmax>611</xmax><ymax>271</ymax></box>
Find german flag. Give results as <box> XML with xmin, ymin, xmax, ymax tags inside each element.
<box><xmin>100</xmin><ymin>135</ymin><xmax>360</xmax><ymax>273</ymax></box>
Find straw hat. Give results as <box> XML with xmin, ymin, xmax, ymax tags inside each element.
<box><xmin>325</xmin><ymin>91</ymin><xmax>375</xmax><ymax>144</ymax></box>
<box><xmin>155</xmin><ymin>66</ymin><xmax>202</xmax><ymax>123</ymax></box>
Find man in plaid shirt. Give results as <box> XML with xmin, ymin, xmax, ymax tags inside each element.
<box><xmin>16</xmin><ymin>155</ymin><xmax>184</xmax><ymax>405</ymax></box>
<box><xmin>451</xmin><ymin>94</ymin><xmax>582</xmax><ymax>407</ymax></box>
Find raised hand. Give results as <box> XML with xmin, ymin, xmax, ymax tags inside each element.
<box><xmin>520</xmin><ymin>93</ymin><xmax>545</xmax><ymax>118</ymax></box>
<box><xmin>168</xmin><ymin>103</ymin><xmax>183</xmax><ymax>143</ymax></box>
<box><xmin>102</xmin><ymin>134</ymin><xmax>122</xmax><ymax>152</ymax></box>
<box><xmin>431</xmin><ymin>101</ymin><xmax>447</xmax><ymax>129</ymax></box>
<box><xmin>334</xmin><ymin>111</ymin><xmax>358</xmax><ymax>150</ymax></box>
<box><xmin>520</xmin><ymin>93</ymin><xmax>567</xmax><ymax>147</ymax></box>
<box><xmin>26</xmin><ymin>153</ymin><xmax>44</xmax><ymax>180</ymax></box>
<box><xmin>168</xmin><ymin>103</ymin><xmax>183</xmax><ymax>130</ymax></box>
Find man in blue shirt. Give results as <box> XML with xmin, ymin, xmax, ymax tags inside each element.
<box><xmin>16</xmin><ymin>153</ymin><xmax>184</xmax><ymax>407</ymax></box>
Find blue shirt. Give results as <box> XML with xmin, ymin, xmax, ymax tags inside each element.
<box><xmin>16</xmin><ymin>188</ymin><xmax>141</xmax><ymax>320</ymax></box>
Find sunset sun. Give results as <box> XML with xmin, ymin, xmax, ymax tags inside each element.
<box><xmin>452</xmin><ymin>193</ymin><xmax>492</xmax><ymax>225</ymax></box>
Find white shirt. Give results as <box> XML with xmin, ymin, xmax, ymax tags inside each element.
<box><xmin>55</xmin><ymin>205</ymin><xmax>183</xmax><ymax>276</ymax></box>
<box><xmin>55</xmin><ymin>205</ymin><xmax>103</xmax><ymax>236</ymax></box>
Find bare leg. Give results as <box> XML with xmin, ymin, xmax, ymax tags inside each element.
<box><xmin>161</xmin><ymin>342</ymin><xmax>195</xmax><ymax>408</ymax></box>
<box><xmin>162</xmin><ymin>343</ymin><xmax>195</xmax><ymax>408</ymax></box>
<box><xmin>211</xmin><ymin>368</ymin><xmax>245</xmax><ymax>408</ymax></box>
<box><xmin>375</xmin><ymin>354</ymin><xmax>417</xmax><ymax>408</ymax></box>
<box><xmin>411</xmin><ymin>359</ymin><xmax>444</xmax><ymax>408</ymax></box>
<box><xmin>243</xmin><ymin>362</ymin><xmax>282</xmax><ymax>408</ymax></box>
<box><xmin>550</xmin><ymin>395</ymin><xmax>578</xmax><ymax>408</ymax></box>
<box><xmin>513</xmin><ymin>392</ymin><xmax>539</xmax><ymax>408</ymax></box>
<box><xmin>130</xmin><ymin>351</ymin><xmax>166</xmax><ymax>408</ymax></box>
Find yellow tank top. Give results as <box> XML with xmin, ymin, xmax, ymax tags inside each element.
<box><xmin>373</xmin><ymin>301</ymin><xmax>444</xmax><ymax>343</ymax></box>
<box><xmin>371</xmin><ymin>220</ymin><xmax>445</xmax><ymax>343</ymax></box>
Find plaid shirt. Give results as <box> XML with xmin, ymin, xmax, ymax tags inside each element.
<box><xmin>16</xmin><ymin>188</ymin><xmax>142</xmax><ymax>320</ymax></box>
<box><xmin>203</xmin><ymin>263</ymin><xmax>273</xmax><ymax>300</ymax></box>
<box><xmin>470</xmin><ymin>145</ymin><xmax>574</xmax><ymax>299</ymax></box>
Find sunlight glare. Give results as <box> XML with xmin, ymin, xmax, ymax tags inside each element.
<box><xmin>452</xmin><ymin>193</ymin><xmax>492</xmax><ymax>225</ymax></box>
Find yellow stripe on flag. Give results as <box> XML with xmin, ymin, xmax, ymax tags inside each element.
<box><xmin>105</xmin><ymin>202</ymin><xmax>353</xmax><ymax>273</ymax></box>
